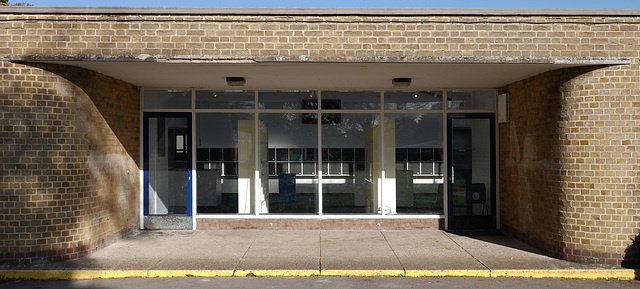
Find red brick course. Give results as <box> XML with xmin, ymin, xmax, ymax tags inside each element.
<box><xmin>197</xmin><ymin>218</ymin><xmax>443</xmax><ymax>230</ymax></box>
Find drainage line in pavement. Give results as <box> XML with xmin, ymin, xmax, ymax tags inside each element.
<box><xmin>319</xmin><ymin>230</ymin><xmax>323</xmax><ymax>276</ymax></box>
<box><xmin>443</xmin><ymin>231</ymin><xmax>492</xmax><ymax>275</ymax></box>
<box><xmin>380</xmin><ymin>230</ymin><xmax>407</xmax><ymax>277</ymax></box>
<box><xmin>233</xmin><ymin>230</ymin><xmax>261</xmax><ymax>277</ymax></box>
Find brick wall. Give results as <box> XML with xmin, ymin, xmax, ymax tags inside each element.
<box><xmin>0</xmin><ymin>10</ymin><xmax>639</xmax><ymax>266</ymax></box>
<box><xmin>499</xmin><ymin>63</ymin><xmax>640</xmax><ymax>266</ymax></box>
<box><xmin>0</xmin><ymin>14</ymin><xmax>639</xmax><ymax>61</ymax></box>
<box><xmin>0</xmin><ymin>61</ymin><xmax>140</xmax><ymax>266</ymax></box>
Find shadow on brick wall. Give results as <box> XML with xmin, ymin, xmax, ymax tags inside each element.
<box><xmin>622</xmin><ymin>231</ymin><xmax>640</xmax><ymax>275</ymax></box>
<box><xmin>0</xmin><ymin>61</ymin><xmax>140</xmax><ymax>267</ymax></box>
<box><xmin>17</xmin><ymin>61</ymin><xmax>141</xmax><ymax>164</ymax></box>
<box><xmin>498</xmin><ymin>64</ymin><xmax>629</xmax><ymax>266</ymax></box>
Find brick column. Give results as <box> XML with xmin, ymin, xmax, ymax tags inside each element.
<box><xmin>500</xmin><ymin>64</ymin><xmax>640</xmax><ymax>266</ymax></box>
<box><xmin>0</xmin><ymin>62</ymin><xmax>140</xmax><ymax>266</ymax></box>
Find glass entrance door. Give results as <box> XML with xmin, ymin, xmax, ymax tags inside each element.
<box><xmin>144</xmin><ymin>113</ymin><xmax>192</xmax><ymax>216</ymax></box>
<box><xmin>447</xmin><ymin>114</ymin><xmax>496</xmax><ymax>229</ymax></box>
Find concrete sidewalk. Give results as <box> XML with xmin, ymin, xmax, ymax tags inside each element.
<box><xmin>1</xmin><ymin>230</ymin><xmax>636</xmax><ymax>279</ymax></box>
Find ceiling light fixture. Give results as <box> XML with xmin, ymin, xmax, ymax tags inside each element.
<box><xmin>392</xmin><ymin>78</ymin><xmax>411</xmax><ymax>87</ymax></box>
<box><xmin>226</xmin><ymin>77</ymin><xmax>246</xmax><ymax>86</ymax></box>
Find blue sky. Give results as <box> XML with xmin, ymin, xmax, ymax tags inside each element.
<box><xmin>19</xmin><ymin>0</ymin><xmax>640</xmax><ymax>9</ymax></box>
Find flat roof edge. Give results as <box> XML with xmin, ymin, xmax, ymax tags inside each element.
<box><xmin>1</xmin><ymin>7</ymin><xmax>640</xmax><ymax>17</ymax></box>
<box><xmin>10</xmin><ymin>54</ymin><xmax>631</xmax><ymax>66</ymax></box>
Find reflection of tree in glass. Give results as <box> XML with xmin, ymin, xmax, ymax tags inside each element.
<box><xmin>408</xmin><ymin>114</ymin><xmax>423</xmax><ymax>123</ymax></box>
<box><xmin>359</xmin><ymin>102</ymin><xmax>382</xmax><ymax>110</ymax></box>
<box><xmin>281</xmin><ymin>113</ymin><xmax>299</xmax><ymax>123</ymax></box>
<box><xmin>226</xmin><ymin>101</ymin><xmax>254</xmax><ymax>109</ymax></box>
<box><xmin>335</xmin><ymin>118</ymin><xmax>364</xmax><ymax>136</ymax></box>
<box><xmin>277</xmin><ymin>113</ymin><xmax>317</xmax><ymax>141</ymax></box>
<box><xmin>401</xmin><ymin>102</ymin><xmax>441</xmax><ymax>110</ymax></box>
<box><xmin>332</xmin><ymin>116</ymin><xmax>380</xmax><ymax>136</ymax></box>
<box><xmin>282</xmin><ymin>102</ymin><xmax>301</xmax><ymax>110</ymax></box>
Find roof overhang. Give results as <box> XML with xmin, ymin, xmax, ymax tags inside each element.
<box><xmin>13</xmin><ymin>56</ymin><xmax>629</xmax><ymax>90</ymax></box>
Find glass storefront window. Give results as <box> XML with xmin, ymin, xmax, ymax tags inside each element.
<box><xmin>196</xmin><ymin>90</ymin><xmax>254</xmax><ymax>109</ymax></box>
<box><xmin>321</xmin><ymin>91</ymin><xmax>380</xmax><ymax>110</ymax></box>
<box><xmin>321</xmin><ymin>113</ymin><xmax>381</xmax><ymax>214</ymax></box>
<box><xmin>145</xmin><ymin>89</ymin><xmax>495</xmax><ymax>217</ymax></box>
<box><xmin>447</xmin><ymin>90</ymin><xmax>495</xmax><ymax>110</ymax></box>
<box><xmin>259</xmin><ymin>91</ymin><xmax>317</xmax><ymax>110</ymax></box>
<box><xmin>144</xmin><ymin>90</ymin><xmax>192</xmax><ymax>109</ymax></box>
<box><xmin>387</xmin><ymin>113</ymin><xmax>444</xmax><ymax>214</ymax></box>
<box><xmin>196</xmin><ymin>113</ymin><xmax>255</xmax><ymax>214</ymax></box>
<box><xmin>384</xmin><ymin>91</ymin><xmax>443</xmax><ymax>110</ymax></box>
<box><xmin>259</xmin><ymin>113</ymin><xmax>319</xmax><ymax>214</ymax></box>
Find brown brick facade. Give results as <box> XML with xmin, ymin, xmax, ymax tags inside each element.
<box><xmin>0</xmin><ymin>61</ymin><xmax>140</xmax><ymax>266</ymax></box>
<box><xmin>0</xmin><ymin>8</ymin><xmax>639</xmax><ymax>266</ymax></box>
<box><xmin>499</xmin><ymin>64</ymin><xmax>640</xmax><ymax>265</ymax></box>
<box><xmin>0</xmin><ymin>13</ymin><xmax>639</xmax><ymax>61</ymax></box>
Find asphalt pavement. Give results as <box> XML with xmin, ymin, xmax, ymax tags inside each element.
<box><xmin>3</xmin><ymin>276</ymin><xmax>640</xmax><ymax>289</ymax></box>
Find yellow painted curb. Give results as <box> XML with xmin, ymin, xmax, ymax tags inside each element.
<box><xmin>234</xmin><ymin>270</ymin><xmax>320</xmax><ymax>277</ymax></box>
<box><xmin>147</xmin><ymin>270</ymin><xmax>234</xmax><ymax>278</ymax></box>
<box><xmin>0</xmin><ymin>270</ymin><xmax>148</xmax><ymax>280</ymax></box>
<box><xmin>405</xmin><ymin>269</ymin><xmax>491</xmax><ymax>278</ymax></box>
<box><xmin>2</xmin><ymin>269</ymin><xmax>636</xmax><ymax>280</ymax></box>
<box><xmin>491</xmin><ymin>269</ymin><xmax>637</xmax><ymax>279</ymax></box>
<box><xmin>320</xmin><ymin>270</ymin><xmax>404</xmax><ymax>277</ymax></box>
